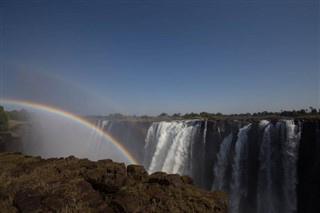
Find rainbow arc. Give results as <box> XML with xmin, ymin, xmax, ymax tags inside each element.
<box><xmin>2</xmin><ymin>98</ymin><xmax>138</xmax><ymax>165</ymax></box>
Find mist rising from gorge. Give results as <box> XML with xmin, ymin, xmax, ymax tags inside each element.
<box><xmin>19</xmin><ymin>111</ymin><xmax>132</xmax><ymax>164</ymax></box>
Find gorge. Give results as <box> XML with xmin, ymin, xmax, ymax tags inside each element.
<box><xmin>2</xmin><ymin>118</ymin><xmax>320</xmax><ymax>213</ymax></box>
<box><xmin>90</xmin><ymin>118</ymin><xmax>320</xmax><ymax>213</ymax></box>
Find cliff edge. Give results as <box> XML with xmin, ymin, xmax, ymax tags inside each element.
<box><xmin>0</xmin><ymin>152</ymin><xmax>227</xmax><ymax>213</ymax></box>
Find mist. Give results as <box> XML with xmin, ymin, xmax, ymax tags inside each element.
<box><xmin>17</xmin><ymin>110</ymin><xmax>132</xmax><ymax>165</ymax></box>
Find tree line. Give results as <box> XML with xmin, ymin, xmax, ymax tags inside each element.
<box><xmin>1</xmin><ymin>106</ymin><xmax>320</xmax><ymax>132</ymax></box>
<box><xmin>93</xmin><ymin>107</ymin><xmax>320</xmax><ymax>121</ymax></box>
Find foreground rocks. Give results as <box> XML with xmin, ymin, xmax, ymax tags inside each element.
<box><xmin>0</xmin><ymin>152</ymin><xmax>227</xmax><ymax>213</ymax></box>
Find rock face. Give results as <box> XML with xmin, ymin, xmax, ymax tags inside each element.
<box><xmin>297</xmin><ymin>120</ymin><xmax>320</xmax><ymax>213</ymax></box>
<box><xmin>0</xmin><ymin>152</ymin><xmax>227</xmax><ymax>213</ymax></box>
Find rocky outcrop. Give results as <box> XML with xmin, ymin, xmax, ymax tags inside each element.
<box><xmin>0</xmin><ymin>152</ymin><xmax>227</xmax><ymax>213</ymax></box>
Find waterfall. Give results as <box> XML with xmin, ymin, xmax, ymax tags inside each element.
<box><xmin>201</xmin><ymin>120</ymin><xmax>208</xmax><ymax>185</ymax></box>
<box><xmin>144</xmin><ymin>122</ymin><xmax>160</xmax><ymax>170</ymax></box>
<box><xmin>68</xmin><ymin>118</ymin><xmax>308</xmax><ymax>213</ymax></box>
<box><xmin>77</xmin><ymin>118</ymin><xmax>304</xmax><ymax>213</ymax></box>
<box><xmin>88</xmin><ymin>120</ymin><xmax>109</xmax><ymax>160</ymax></box>
<box><xmin>203</xmin><ymin>120</ymin><xmax>208</xmax><ymax>144</ymax></box>
<box><xmin>257</xmin><ymin>121</ymin><xmax>275</xmax><ymax>213</ymax></box>
<box><xmin>212</xmin><ymin>132</ymin><xmax>233</xmax><ymax>191</ymax></box>
<box><xmin>92</xmin><ymin>120</ymin><xmax>108</xmax><ymax>142</ymax></box>
<box><xmin>281</xmin><ymin>120</ymin><xmax>301</xmax><ymax>213</ymax></box>
<box><xmin>145</xmin><ymin>120</ymin><xmax>199</xmax><ymax>175</ymax></box>
<box><xmin>229</xmin><ymin>124</ymin><xmax>252</xmax><ymax>213</ymax></box>
<box><xmin>7</xmin><ymin>112</ymin><xmax>314</xmax><ymax>212</ymax></box>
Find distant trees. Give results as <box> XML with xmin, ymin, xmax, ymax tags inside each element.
<box><xmin>309</xmin><ymin>107</ymin><xmax>318</xmax><ymax>114</ymax></box>
<box><xmin>158</xmin><ymin>113</ymin><xmax>169</xmax><ymax>117</ymax></box>
<box><xmin>183</xmin><ymin>112</ymin><xmax>199</xmax><ymax>119</ymax></box>
<box><xmin>199</xmin><ymin>112</ymin><xmax>210</xmax><ymax>118</ymax></box>
<box><xmin>0</xmin><ymin>106</ymin><xmax>9</xmax><ymax>132</ymax></box>
<box><xmin>89</xmin><ymin>107</ymin><xmax>320</xmax><ymax>122</ymax></box>
<box><xmin>179</xmin><ymin>108</ymin><xmax>320</xmax><ymax>120</ymax></box>
<box><xmin>108</xmin><ymin>113</ymin><xmax>125</xmax><ymax>119</ymax></box>
<box><xmin>88</xmin><ymin>107</ymin><xmax>320</xmax><ymax>121</ymax></box>
<box><xmin>172</xmin><ymin>113</ymin><xmax>181</xmax><ymax>117</ymax></box>
<box><xmin>7</xmin><ymin>109</ymin><xmax>30</xmax><ymax>121</ymax></box>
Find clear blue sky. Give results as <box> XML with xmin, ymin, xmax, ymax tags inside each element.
<box><xmin>1</xmin><ymin>0</ymin><xmax>319</xmax><ymax>115</ymax></box>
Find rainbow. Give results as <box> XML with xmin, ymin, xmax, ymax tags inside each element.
<box><xmin>2</xmin><ymin>98</ymin><xmax>139</xmax><ymax>165</ymax></box>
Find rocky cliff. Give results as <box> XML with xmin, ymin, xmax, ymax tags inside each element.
<box><xmin>0</xmin><ymin>152</ymin><xmax>227</xmax><ymax>213</ymax></box>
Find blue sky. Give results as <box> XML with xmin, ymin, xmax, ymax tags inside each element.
<box><xmin>1</xmin><ymin>0</ymin><xmax>319</xmax><ymax>115</ymax></box>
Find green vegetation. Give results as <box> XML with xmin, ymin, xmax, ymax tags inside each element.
<box><xmin>2</xmin><ymin>105</ymin><xmax>319</xmax><ymax>123</ymax></box>
<box><xmin>87</xmin><ymin>107</ymin><xmax>320</xmax><ymax>122</ymax></box>
<box><xmin>0</xmin><ymin>106</ymin><xmax>9</xmax><ymax>132</ymax></box>
<box><xmin>6</xmin><ymin>109</ymin><xmax>30</xmax><ymax>121</ymax></box>
<box><xmin>0</xmin><ymin>107</ymin><xmax>30</xmax><ymax>135</ymax></box>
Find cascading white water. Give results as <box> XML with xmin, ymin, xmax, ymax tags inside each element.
<box><xmin>144</xmin><ymin>122</ymin><xmax>160</xmax><ymax>169</ymax></box>
<box><xmin>200</xmin><ymin>120</ymin><xmax>208</xmax><ymax>184</ymax></box>
<box><xmin>229</xmin><ymin>124</ymin><xmax>252</xmax><ymax>213</ymax></box>
<box><xmin>146</xmin><ymin>120</ymin><xmax>199</xmax><ymax>175</ymax></box>
<box><xmin>89</xmin><ymin>120</ymin><xmax>108</xmax><ymax>144</ymax></box>
<box><xmin>281</xmin><ymin>120</ymin><xmax>301</xmax><ymax>213</ymax></box>
<box><xmin>212</xmin><ymin>132</ymin><xmax>233</xmax><ymax>191</ymax></box>
<box><xmin>142</xmin><ymin>119</ymin><xmax>303</xmax><ymax>213</ymax></box>
<box><xmin>161</xmin><ymin>123</ymin><xmax>197</xmax><ymax>174</ymax></box>
<box><xmin>203</xmin><ymin>120</ymin><xmax>208</xmax><ymax>144</ymax></box>
<box><xmin>88</xmin><ymin>120</ymin><xmax>109</xmax><ymax>159</ymax></box>
<box><xmin>257</xmin><ymin>121</ymin><xmax>275</xmax><ymax>213</ymax></box>
<box><xmin>147</xmin><ymin>121</ymin><xmax>181</xmax><ymax>173</ymax></box>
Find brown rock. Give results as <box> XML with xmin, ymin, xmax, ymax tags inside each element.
<box><xmin>43</xmin><ymin>195</ymin><xmax>67</xmax><ymax>211</ymax></box>
<box><xmin>127</xmin><ymin>164</ymin><xmax>148</xmax><ymax>181</ymax></box>
<box><xmin>181</xmin><ymin>175</ymin><xmax>194</xmax><ymax>185</ymax></box>
<box><xmin>111</xmin><ymin>192</ymin><xmax>142</xmax><ymax>213</ymax></box>
<box><xmin>0</xmin><ymin>152</ymin><xmax>228</xmax><ymax>212</ymax></box>
<box><xmin>13</xmin><ymin>188</ymin><xmax>42</xmax><ymax>212</ymax></box>
<box><xmin>84</xmin><ymin>165</ymin><xmax>127</xmax><ymax>194</ymax></box>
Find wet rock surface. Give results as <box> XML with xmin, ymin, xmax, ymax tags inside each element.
<box><xmin>0</xmin><ymin>152</ymin><xmax>227</xmax><ymax>213</ymax></box>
